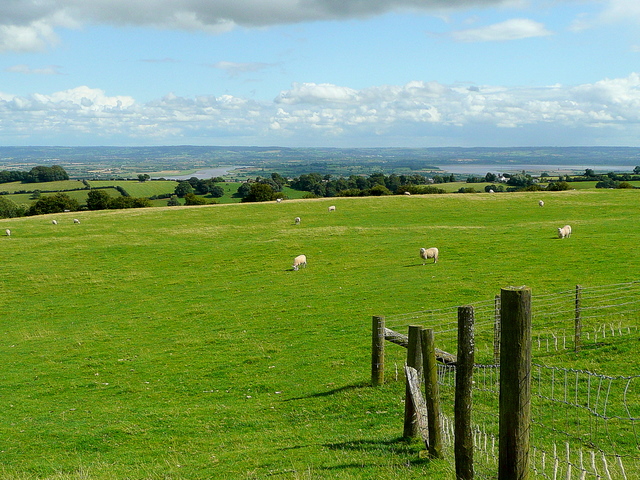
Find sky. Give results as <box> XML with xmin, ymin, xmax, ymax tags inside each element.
<box><xmin>1</xmin><ymin>0</ymin><xmax>640</xmax><ymax>148</ymax></box>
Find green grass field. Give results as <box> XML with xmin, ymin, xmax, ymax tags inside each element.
<box><xmin>0</xmin><ymin>189</ymin><xmax>639</xmax><ymax>479</ymax></box>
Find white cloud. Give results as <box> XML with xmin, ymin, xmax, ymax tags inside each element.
<box><xmin>210</xmin><ymin>61</ymin><xmax>274</xmax><ymax>77</ymax></box>
<box><xmin>451</xmin><ymin>18</ymin><xmax>553</xmax><ymax>42</ymax></box>
<box><xmin>598</xmin><ymin>0</ymin><xmax>640</xmax><ymax>24</ymax></box>
<box><xmin>6</xmin><ymin>64</ymin><xmax>63</xmax><ymax>75</ymax></box>
<box><xmin>0</xmin><ymin>21</ymin><xmax>60</xmax><ymax>52</ymax></box>
<box><xmin>3</xmin><ymin>75</ymin><xmax>640</xmax><ymax>145</ymax></box>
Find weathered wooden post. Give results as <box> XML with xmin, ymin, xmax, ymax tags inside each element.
<box><xmin>499</xmin><ymin>286</ymin><xmax>532</xmax><ymax>480</ymax></box>
<box><xmin>575</xmin><ymin>285</ymin><xmax>582</xmax><ymax>352</ymax></box>
<box><xmin>494</xmin><ymin>294</ymin><xmax>501</xmax><ymax>365</ymax></box>
<box><xmin>371</xmin><ymin>315</ymin><xmax>385</xmax><ymax>386</ymax></box>
<box><xmin>421</xmin><ymin>328</ymin><xmax>443</xmax><ymax>459</ymax></box>
<box><xmin>455</xmin><ymin>306</ymin><xmax>475</xmax><ymax>480</ymax></box>
<box><xmin>403</xmin><ymin>325</ymin><xmax>423</xmax><ymax>439</ymax></box>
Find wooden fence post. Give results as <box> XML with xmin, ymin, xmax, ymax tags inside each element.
<box><xmin>421</xmin><ymin>328</ymin><xmax>443</xmax><ymax>459</ymax></box>
<box><xmin>575</xmin><ymin>285</ymin><xmax>582</xmax><ymax>352</ymax></box>
<box><xmin>371</xmin><ymin>315</ymin><xmax>385</xmax><ymax>386</ymax></box>
<box><xmin>455</xmin><ymin>306</ymin><xmax>475</xmax><ymax>480</ymax></box>
<box><xmin>494</xmin><ymin>294</ymin><xmax>501</xmax><ymax>365</ymax></box>
<box><xmin>403</xmin><ymin>325</ymin><xmax>423</xmax><ymax>439</ymax></box>
<box><xmin>499</xmin><ymin>286</ymin><xmax>532</xmax><ymax>480</ymax></box>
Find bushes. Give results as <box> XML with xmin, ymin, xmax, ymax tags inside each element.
<box><xmin>28</xmin><ymin>193</ymin><xmax>80</xmax><ymax>215</ymax></box>
<box><xmin>0</xmin><ymin>197</ymin><xmax>27</xmax><ymax>218</ymax></box>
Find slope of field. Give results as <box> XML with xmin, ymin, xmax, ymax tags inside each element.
<box><xmin>0</xmin><ymin>190</ymin><xmax>639</xmax><ymax>479</ymax></box>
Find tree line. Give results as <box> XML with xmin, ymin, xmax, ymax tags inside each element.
<box><xmin>0</xmin><ymin>165</ymin><xmax>69</xmax><ymax>184</ymax></box>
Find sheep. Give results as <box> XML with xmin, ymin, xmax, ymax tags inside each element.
<box><xmin>5</xmin><ymin>229</ymin><xmax>10</xmax><ymax>236</ymax></box>
<box><xmin>489</xmin><ymin>189</ymin><xmax>494</xmax><ymax>193</ymax></box>
<box><xmin>404</xmin><ymin>191</ymin><xmax>411</xmax><ymax>196</ymax></box>
<box><xmin>328</xmin><ymin>205</ymin><xmax>336</xmax><ymax>212</ymax></box>
<box><xmin>51</xmin><ymin>220</ymin><xmax>57</xmax><ymax>225</ymax></box>
<box><xmin>292</xmin><ymin>254</ymin><xmax>307</xmax><ymax>271</ymax></box>
<box><xmin>276</xmin><ymin>198</ymin><xmax>282</xmax><ymax>203</ymax></box>
<box><xmin>539</xmin><ymin>200</ymin><xmax>544</xmax><ymax>207</ymax></box>
<box><xmin>294</xmin><ymin>217</ymin><xmax>301</xmax><ymax>225</ymax></box>
<box><xmin>73</xmin><ymin>219</ymin><xmax>80</xmax><ymax>224</ymax></box>
<box><xmin>557</xmin><ymin>225</ymin><xmax>572</xmax><ymax>239</ymax></box>
<box><xmin>420</xmin><ymin>247</ymin><xmax>439</xmax><ymax>264</ymax></box>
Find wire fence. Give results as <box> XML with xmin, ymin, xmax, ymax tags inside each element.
<box><xmin>385</xmin><ymin>280</ymin><xmax>640</xmax><ymax>363</ymax></box>
<box><xmin>382</xmin><ymin>280</ymin><xmax>640</xmax><ymax>479</ymax></box>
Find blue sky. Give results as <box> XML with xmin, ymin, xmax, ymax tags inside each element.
<box><xmin>1</xmin><ymin>0</ymin><xmax>640</xmax><ymax>147</ymax></box>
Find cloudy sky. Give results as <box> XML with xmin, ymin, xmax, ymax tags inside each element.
<box><xmin>1</xmin><ymin>0</ymin><xmax>640</xmax><ymax>147</ymax></box>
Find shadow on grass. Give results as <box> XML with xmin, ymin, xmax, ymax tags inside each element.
<box><xmin>284</xmin><ymin>381</ymin><xmax>370</xmax><ymax>401</ymax></box>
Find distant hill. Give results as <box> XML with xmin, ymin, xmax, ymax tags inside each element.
<box><xmin>1</xmin><ymin>146</ymin><xmax>639</xmax><ymax>178</ymax></box>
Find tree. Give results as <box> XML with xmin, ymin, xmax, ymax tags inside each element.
<box><xmin>210</xmin><ymin>185</ymin><xmax>225</xmax><ymax>198</ymax></box>
<box><xmin>236</xmin><ymin>182</ymin><xmax>252</xmax><ymax>198</ymax></box>
<box><xmin>25</xmin><ymin>165</ymin><xmax>69</xmax><ymax>183</ymax></box>
<box><xmin>174</xmin><ymin>181</ymin><xmax>194</xmax><ymax>198</ymax></box>
<box><xmin>167</xmin><ymin>195</ymin><xmax>180</xmax><ymax>206</ymax></box>
<box><xmin>634</xmin><ymin>166</ymin><xmax>640</xmax><ymax>175</ymax></box>
<box><xmin>138</xmin><ymin>174</ymin><xmax>150</xmax><ymax>182</ymax></box>
<box><xmin>28</xmin><ymin>193</ymin><xmax>79</xmax><ymax>215</ymax></box>
<box><xmin>86</xmin><ymin>189</ymin><xmax>111</xmax><ymax>210</ymax></box>
<box><xmin>368</xmin><ymin>185</ymin><xmax>391</xmax><ymax>196</ymax></box>
<box><xmin>184</xmin><ymin>193</ymin><xmax>208</xmax><ymax>205</ymax></box>
<box><xmin>0</xmin><ymin>196</ymin><xmax>26</xmax><ymax>218</ymax></box>
<box><xmin>242</xmin><ymin>183</ymin><xmax>276</xmax><ymax>202</ymax></box>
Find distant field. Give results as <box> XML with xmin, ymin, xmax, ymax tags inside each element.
<box><xmin>87</xmin><ymin>180</ymin><xmax>178</xmax><ymax>197</ymax></box>
<box><xmin>1</xmin><ymin>189</ymin><xmax>639</xmax><ymax>479</ymax></box>
<box><xmin>0</xmin><ymin>180</ymin><xmax>86</xmax><ymax>193</ymax></box>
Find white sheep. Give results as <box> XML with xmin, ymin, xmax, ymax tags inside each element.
<box><xmin>292</xmin><ymin>254</ymin><xmax>307</xmax><ymax>271</ymax></box>
<box><xmin>557</xmin><ymin>225</ymin><xmax>572</xmax><ymax>239</ymax></box>
<box><xmin>420</xmin><ymin>247</ymin><xmax>439</xmax><ymax>264</ymax></box>
<box><xmin>294</xmin><ymin>217</ymin><xmax>301</xmax><ymax>225</ymax></box>
<box><xmin>404</xmin><ymin>191</ymin><xmax>411</xmax><ymax>196</ymax></box>
<box><xmin>328</xmin><ymin>205</ymin><xmax>336</xmax><ymax>212</ymax></box>
<box><xmin>52</xmin><ymin>220</ymin><xmax>57</xmax><ymax>225</ymax></box>
<box><xmin>276</xmin><ymin>198</ymin><xmax>282</xmax><ymax>203</ymax></box>
<box><xmin>539</xmin><ymin>200</ymin><xmax>544</xmax><ymax>207</ymax></box>
<box><xmin>73</xmin><ymin>219</ymin><xmax>80</xmax><ymax>224</ymax></box>
<box><xmin>5</xmin><ymin>229</ymin><xmax>10</xmax><ymax>236</ymax></box>
<box><xmin>489</xmin><ymin>189</ymin><xmax>494</xmax><ymax>193</ymax></box>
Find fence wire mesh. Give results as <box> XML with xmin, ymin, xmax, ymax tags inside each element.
<box><xmin>383</xmin><ymin>280</ymin><xmax>640</xmax><ymax>479</ymax></box>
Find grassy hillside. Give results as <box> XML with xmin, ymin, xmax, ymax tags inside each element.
<box><xmin>0</xmin><ymin>190</ymin><xmax>639</xmax><ymax>479</ymax></box>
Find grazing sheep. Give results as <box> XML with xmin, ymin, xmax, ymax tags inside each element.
<box><xmin>489</xmin><ymin>189</ymin><xmax>494</xmax><ymax>193</ymax></box>
<box><xmin>276</xmin><ymin>198</ymin><xmax>282</xmax><ymax>203</ymax></box>
<box><xmin>73</xmin><ymin>219</ymin><xmax>80</xmax><ymax>224</ymax></box>
<box><xmin>294</xmin><ymin>217</ymin><xmax>301</xmax><ymax>225</ymax></box>
<box><xmin>52</xmin><ymin>220</ymin><xmax>57</xmax><ymax>225</ymax></box>
<box><xmin>404</xmin><ymin>191</ymin><xmax>411</xmax><ymax>196</ymax></box>
<box><xmin>557</xmin><ymin>225</ymin><xmax>572</xmax><ymax>239</ymax></box>
<box><xmin>420</xmin><ymin>247</ymin><xmax>439</xmax><ymax>264</ymax></box>
<box><xmin>5</xmin><ymin>229</ymin><xmax>10</xmax><ymax>236</ymax></box>
<box><xmin>539</xmin><ymin>200</ymin><xmax>544</xmax><ymax>207</ymax></box>
<box><xmin>328</xmin><ymin>205</ymin><xmax>336</xmax><ymax>212</ymax></box>
<box><xmin>292</xmin><ymin>254</ymin><xmax>307</xmax><ymax>271</ymax></box>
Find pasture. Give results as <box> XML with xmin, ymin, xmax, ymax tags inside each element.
<box><xmin>0</xmin><ymin>189</ymin><xmax>639</xmax><ymax>479</ymax></box>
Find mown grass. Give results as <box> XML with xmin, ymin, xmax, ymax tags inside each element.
<box><xmin>87</xmin><ymin>180</ymin><xmax>179</xmax><ymax>198</ymax></box>
<box><xmin>0</xmin><ymin>180</ymin><xmax>86</xmax><ymax>194</ymax></box>
<box><xmin>0</xmin><ymin>189</ymin><xmax>639</xmax><ymax>479</ymax></box>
